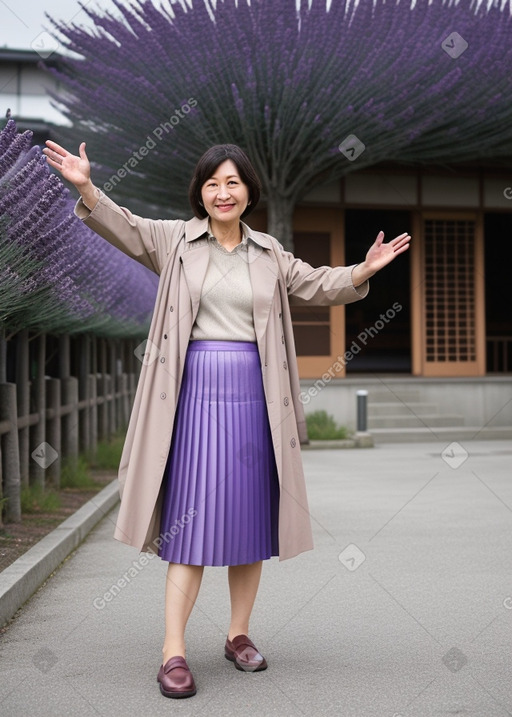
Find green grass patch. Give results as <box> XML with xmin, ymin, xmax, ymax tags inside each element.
<box><xmin>60</xmin><ymin>456</ymin><xmax>97</xmax><ymax>489</ymax></box>
<box><xmin>306</xmin><ymin>410</ymin><xmax>348</xmax><ymax>440</ymax></box>
<box><xmin>20</xmin><ymin>485</ymin><xmax>62</xmax><ymax>513</ymax></box>
<box><xmin>90</xmin><ymin>432</ymin><xmax>124</xmax><ymax>471</ymax></box>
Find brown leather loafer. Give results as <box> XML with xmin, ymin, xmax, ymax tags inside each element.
<box><xmin>225</xmin><ymin>634</ymin><xmax>268</xmax><ymax>672</ymax></box>
<box><xmin>157</xmin><ymin>656</ymin><xmax>197</xmax><ymax>698</ymax></box>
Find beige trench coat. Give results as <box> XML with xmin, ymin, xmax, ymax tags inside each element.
<box><xmin>75</xmin><ymin>192</ymin><xmax>369</xmax><ymax>561</ymax></box>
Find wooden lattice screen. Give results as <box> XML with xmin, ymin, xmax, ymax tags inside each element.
<box><xmin>419</xmin><ymin>215</ymin><xmax>485</xmax><ymax>376</ymax></box>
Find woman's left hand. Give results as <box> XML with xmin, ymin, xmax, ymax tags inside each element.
<box><xmin>352</xmin><ymin>231</ymin><xmax>411</xmax><ymax>286</ymax></box>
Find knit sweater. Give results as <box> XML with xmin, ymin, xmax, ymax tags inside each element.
<box><xmin>190</xmin><ymin>225</ymin><xmax>256</xmax><ymax>342</ymax></box>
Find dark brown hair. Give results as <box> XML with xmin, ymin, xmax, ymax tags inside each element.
<box><xmin>188</xmin><ymin>144</ymin><xmax>261</xmax><ymax>219</ymax></box>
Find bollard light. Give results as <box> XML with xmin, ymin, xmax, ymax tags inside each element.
<box><xmin>356</xmin><ymin>389</ymin><xmax>368</xmax><ymax>433</ymax></box>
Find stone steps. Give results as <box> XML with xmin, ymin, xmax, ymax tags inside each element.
<box><xmin>366</xmin><ymin>388</ymin><xmax>465</xmax><ymax>437</ymax></box>
<box><xmin>369</xmin><ymin>413</ymin><xmax>465</xmax><ymax>429</ymax></box>
<box><xmin>369</xmin><ymin>401</ymin><xmax>438</xmax><ymax>417</ymax></box>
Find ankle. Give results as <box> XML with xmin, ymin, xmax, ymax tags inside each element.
<box><xmin>227</xmin><ymin>627</ymin><xmax>249</xmax><ymax>641</ymax></box>
<box><xmin>162</xmin><ymin>642</ymin><xmax>186</xmax><ymax>662</ymax></box>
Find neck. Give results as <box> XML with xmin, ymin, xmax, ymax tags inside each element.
<box><xmin>209</xmin><ymin>218</ymin><xmax>242</xmax><ymax>248</ymax></box>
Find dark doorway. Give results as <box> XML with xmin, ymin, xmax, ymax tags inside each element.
<box><xmin>484</xmin><ymin>213</ymin><xmax>512</xmax><ymax>373</ymax></box>
<box><xmin>344</xmin><ymin>209</ymin><xmax>411</xmax><ymax>373</ymax></box>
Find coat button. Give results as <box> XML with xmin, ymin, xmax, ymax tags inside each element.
<box><xmin>164</xmin><ymin>334</ymin><xmax>167</xmax><ymax>339</ymax></box>
<box><xmin>160</xmin><ymin>392</ymin><xmax>166</xmax><ymax>399</ymax></box>
<box><xmin>160</xmin><ymin>357</ymin><xmax>165</xmax><ymax>363</ymax></box>
<box><xmin>279</xmin><ymin>312</ymin><xmax>282</xmax><ymax>318</ymax></box>
<box><xmin>283</xmin><ymin>397</ymin><xmax>289</xmax><ymax>406</ymax></box>
<box><xmin>290</xmin><ymin>437</ymin><xmax>296</xmax><ymax>447</ymax></box>
<box><xmin>283</xmin><ymin>361</ymin><xmax>287</xmax><ymax>370</ymax></box>
<box><xmin>281</xmin><ymin>335</ymin><xmax>284</xmax><ymax>344</ymax></box>
<box><xmin>170</xmin><ymin>306</ymin><xmax>174</xmax><ymax>312</ymax></box>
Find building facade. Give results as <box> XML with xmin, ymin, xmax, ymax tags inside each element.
<box><xmin>251</xmin><ymin>165</ymin><xmax>511</xmax><ymax>382</ymax></box>
<box><xmin>0</xmin><ymin>48</ymin><xmax>67</xmax><ymax>145</ymax></box>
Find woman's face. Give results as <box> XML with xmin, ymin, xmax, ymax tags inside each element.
<box><xmin>200</xmin><ymin>159</ymin><xmax>250</xmax><ymax>224</ymax></box>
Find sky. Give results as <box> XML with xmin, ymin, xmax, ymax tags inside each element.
<box><xmin>0</xmin><ymin>0</ymin><xmax>334</xmax><ymax>50</ymax></box>
<box><xmin>0</xmin><ymin>0</ymin><xmax>117</xmax><ymax>51</ymax></box>
<box><xmin>0</xmin><ymin>0</ymin><xmax>201</xmax><ymax>51</ymax></box>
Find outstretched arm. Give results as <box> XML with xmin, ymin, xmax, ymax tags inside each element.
<box><xmin>351</xmin><ymin>231</ymin><xmax>411</xmax><ymax>286</ymax></box>
<box><xmin>281</xmin><ymin>228</ymin><xmax>410</xmax><ymax>306</ymax></box>
<box><xmin>43</xmin><ymin>140</ymin><xmax>99</xmax><ymax>210</ymax></box>
<box><xmin>43</xmin><ymin>139</ymin><xmax>174</xmax><ymax>275</ymax></box>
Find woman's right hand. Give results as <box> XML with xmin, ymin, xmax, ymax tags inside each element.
<box><xmin>43</xmin><ymin>140</ymin><xmax>91</xmax><ymax>189</ymax></box>
<box><xmin>43</xmin><ymin>140</ymin><xmax>99</xmax><ymax>210</ymax></box>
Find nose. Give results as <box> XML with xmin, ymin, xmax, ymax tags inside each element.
<box><xmin>217</xmin><ymin>185</ymin><xmax>230</xmax><ymax>200</ymax></box>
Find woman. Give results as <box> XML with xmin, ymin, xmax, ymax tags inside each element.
<box><xmin>44</xmin><ymin>139</ymin><xmax>410</xmax><ymax>698</ymax></box>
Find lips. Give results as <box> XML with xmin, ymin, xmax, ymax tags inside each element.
<box><xmin>216</xmin><ymin>204</ymin><xmax>235</xmax><ymax>212</ymax></box>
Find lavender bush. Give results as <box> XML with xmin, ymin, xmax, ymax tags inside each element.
<box><xmin>0</xmin><ymin>119</ymin><xmax>158</xmax><ymax>337</ymax></box>
<box><xmin>43</xmin><ymin>0</ymin><xmax>512</xmax><ymax>248</ymax></box>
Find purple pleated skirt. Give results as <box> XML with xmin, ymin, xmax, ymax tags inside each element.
<box><xmin>158</xmin><ymin>340</ymin><xmax>280</xmax><ymax>566</ymax></box>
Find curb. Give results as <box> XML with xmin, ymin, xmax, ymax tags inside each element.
<box><xmin>0</xmin><ymin>479</ymin><xmax>120</xmax><ymax>628</ymax></box>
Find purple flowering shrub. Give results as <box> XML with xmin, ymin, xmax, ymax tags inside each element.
<box><xmin>0</xmin><ymin>119</ymin><xmax>158</xmax><ymax>336</ymax></box>
<box><xmin>43</xmin><ymin>0</ymin><xmax>512</xmax><ymax>247</ymax></box>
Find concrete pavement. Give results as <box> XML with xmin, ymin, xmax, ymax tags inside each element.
<box><xmin>1</xmin><ymin>440</ymin><xmax>511</xmax><ymax>717</ymax></box>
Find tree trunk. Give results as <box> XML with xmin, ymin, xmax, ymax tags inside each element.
<box><xmin>266</xmin><ymin>194</ymin><xmax>295</xmax><ymax>253</ymax></box>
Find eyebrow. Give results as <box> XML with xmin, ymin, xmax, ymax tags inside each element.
<box><xmin>208</xmin><ymin>174</ymin><xmax>240</xmax><ymax>180</ymax></box>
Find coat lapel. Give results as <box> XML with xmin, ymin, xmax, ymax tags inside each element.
<box><xmin>180</xmin><ymin>240</ymin><xmax>210</xmax><ymax>325</ymax></box>
<box><xmin>248</xmin><ymin>242</ymin><xmax>279</xmax><ymax>348</ymax></box>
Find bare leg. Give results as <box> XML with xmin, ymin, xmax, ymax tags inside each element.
<box><xmin>162</xmin><ymin>562</ymin><xmax>204</xmax><ymax>663</ymax></box>
<box><xmin>227</xmin><ymin>561</ymin><xmax>263</xmax><ymax>640</ymax></box>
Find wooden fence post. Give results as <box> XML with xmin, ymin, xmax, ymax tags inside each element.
<box><xmin>88</xmin><ymin>373</ymin><xmax>98</xmax><ymax>460</ymax></box>
<box><xmin>45</xmin><ymin>377</ymin><xmax>61</xmax><ymax>489</ymax></box>
<box><xmin>119</xmin><ymin>373</ymin><xmax>129</xmax><ymax>428</ymax></box>
<box><xmin>78</xmin><ymin>334</ymin><xmax>91</xmax><ymax>456</ymax></box>
<box><xmin>98</xmin><ymin>338</ymin><xmax>109</xmax><ymax>442</ymax></box>
<box><xmin>109</xmin><ymin>339</ymin><xmax>117</xmax><ymax>436</ymax></box>
<box><xmin>61</xmin><ymin>377</ymin><xmax>79</xmax><ymax>468</ymax></box>
<box><xmin>0</xmin><ymin>383</ymin><xmax>21</xmax><ymax>523</ymax></box>
<box><xmin>16</xmin><ymin>330</ymin><xmax>30</xmax><ymax>488</ymax></box>
<box><xmin>29</xmin><ymin>333</ymin><xmax>46</xmax><ymax>489</ymax></box>
<box><xmin>90</xmin><ymin>336</ymin><xmax>98</xmax><ymax>458</ymax></box>
<box><xmin>59</xmin><ymin>335</ymin><xmax>78</xmax><ymax>468</ymax></box>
